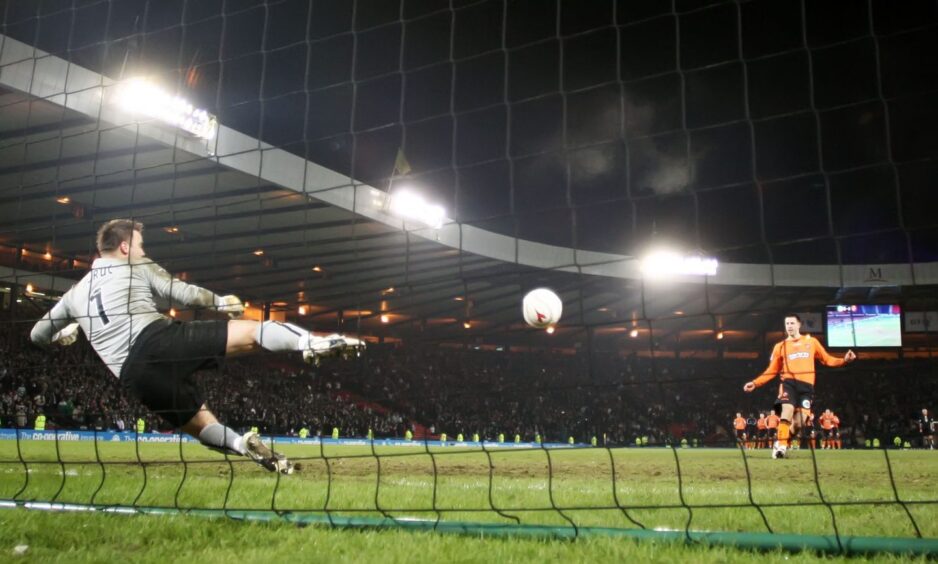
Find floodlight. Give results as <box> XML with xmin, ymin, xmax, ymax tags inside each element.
<box><xmin>113</xmin><ymin>78</ymin><xmax>217</xmax><ymax>140</ymax></box>
<box><xmin>640</xmin><ymin>249</ymin><xmax>718</xmax><ymax>278</ymax></box>
<box><xmin>389</xmin><ymin>189</ymin><xmax>446</xmax><ymax>229</ymax></box>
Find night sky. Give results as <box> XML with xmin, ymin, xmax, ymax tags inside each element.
<box><xmin>3</xmin><ymin>0</ymin><xmax>937</xmax><ymax>265</ymax></box>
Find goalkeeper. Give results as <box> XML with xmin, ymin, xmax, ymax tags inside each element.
<box><xmin>29</xmin><ymin>219</ymin><xmax>364</xmax><ymax>474</ymax></box>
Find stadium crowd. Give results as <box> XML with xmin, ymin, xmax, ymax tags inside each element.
<box><xmin>0</xmin><ymin>326</ymin><xmax>406</xmax><ymax>437</ymax></box>
<box><xmin>1</xmin><ymin>326</ymin><xmax>935</xmax><ymax>447</ymax></box>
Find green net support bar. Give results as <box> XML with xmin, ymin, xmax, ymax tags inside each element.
<box><xmin>3</xmin><ymin>501</ymin><xmax>936</xmax><ymax>557</ymax></box>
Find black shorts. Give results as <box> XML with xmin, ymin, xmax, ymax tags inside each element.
<box><xmin>767</xmin><ymin>428</ymin><xmax>777</xmax><ymax>439</ymax></box>
<box><xmin>776</xmin><ymin>380</ymin><xmax>815</xmax><ymax>411</ymax></box>
<box><xmin>735</xmin><ymin>430</ymin><xmax>746</xmax><ymax>440</ymax></box>
<box><xmin>120</xmin><ymin>319</ymin><xmax>228</xmax><ymax>428</ymax></box>
<box><xmin>823</xmin><ymin>428</ymin><xmax>835</xmax><ymax>439</ymax></box>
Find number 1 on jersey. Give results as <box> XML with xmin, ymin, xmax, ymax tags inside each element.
<box><xmin>91</xmin><ymin>290</ymin><xmax>110</xmax><ymax>325</ymax></box>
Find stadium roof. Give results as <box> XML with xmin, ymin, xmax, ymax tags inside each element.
<box><xmin>0</xmin><ymin>33</ymin><xmax>936</xmax><ymax>351</ymax></box>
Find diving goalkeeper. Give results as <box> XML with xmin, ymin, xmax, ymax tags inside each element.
<box><xmin>30</xmin><ymin>219</ymin><xmax>364</xmax><ymax>474</ymax></box>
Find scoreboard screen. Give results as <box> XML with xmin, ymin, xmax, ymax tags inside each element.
<box><xmin>826</xmin><ymin>305</ymin><xmax>902</xmax><ymax>347</ymax></box>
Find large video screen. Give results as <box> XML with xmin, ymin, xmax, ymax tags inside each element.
<box><xmin>826</xmin><ymin>305</ymin><xmax>902</xmax><ymax>347</ymax></box>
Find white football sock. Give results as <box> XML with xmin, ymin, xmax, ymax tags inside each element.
<box><xmin>199</xmin><ymin>423</ymin><xmax>245</xmax><ymax>455</ymax></box>
<box><xmin>255</xmin><ymin>321</ymin><xmax>310</xmax><ymax>352</ymax></box>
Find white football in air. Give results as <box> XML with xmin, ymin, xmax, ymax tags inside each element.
<box><xmin>522</xmin><ymin>288</ymin><xmax>562</xmax><ymax>328</ymax></box>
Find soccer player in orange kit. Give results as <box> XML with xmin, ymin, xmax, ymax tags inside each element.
<box><xmin>756</xmin><ymin>413</ymin><xmax>768</xmax><ymax>448</ymax></box>
<box><xmin>819</xmin><ymin>409</ymin><xmax>839</xmax><ymax>449</ymax></box>
<box><xmin>766</xmin><ymin>411</ymin><xmax>780</xmax><ymax>446</ymax></box>
<box><xmin>743</xmin><ymin>314</ymin><xmax>856</xmax><ymax>458</ymax></box>
<box><xmin>733</xmin><ymin>413</ymin><xmax>748</xmax><ymax>446</ymax></box>
<box><xmin>830</xmin><ymin>410</ymin><xmax>842</xmax><ymax>449</ymax></box>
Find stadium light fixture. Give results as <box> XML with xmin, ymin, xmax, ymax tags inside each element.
<box><xmin>640</xmin><ymin>249</ymin><xmax>718</xmax><ymax>278</ymax></box>
<box><xmin>298</xmin><ymin>305</ymin><xmax>308</xmax><ymax>316</ymax></box>
<box><xmin>113</xmin><ymin>78</ymin><xmax>217</xmax><ymax>140</ymax></box>
<box><xmin>629</xmin><ymin>329</ymin><xmax>639</xmax><ymax>338</ymax></box>
<box><xmin>716</xmin><ymin>331</ymin><xmax>724</xmax><ymax>340</ymax></box>
<box><xmin>389</xmin><ymin>189</ymin><xmax>446</xmax><ymax>229</ymax></box>
<box><xmin>380</xmin><ymin>314</ymin><xmax>390</xmax><ymax>324</ymax></box>
<box><xmin>56</xmin><ymin>196</ymin><xmax>70</xmax><ymax>204</ymax></box>
<box><xmin>546</xmin><ymin>325</ymin><xmax>555</xmax><ymax>334</ymax></box>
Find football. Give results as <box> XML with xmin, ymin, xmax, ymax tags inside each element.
<box><xmin>522</xmin><ymin>288</ymin><xmax>562</xmax><ymax>328</ymax></box>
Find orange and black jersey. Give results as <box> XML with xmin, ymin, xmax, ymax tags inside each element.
<box><xmin>733</xmin><ymin>416</ymin><xmax>747</xmax><ymax>430</ymax></box>
<box><xmin>751</xmin><ymin>335</ymin><xmax>846</xmax><ymax>388</ymax></box>
<box><xmin>803</xmin><ymin>410</ymin><xmax>815</xmax><ymax>427</ymax></box>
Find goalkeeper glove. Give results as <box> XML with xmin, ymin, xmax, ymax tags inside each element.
<box><xmin>52</xmin><ymin>323</ymin><xmax>80</xmax><ymax>346</ymax></box>
<box><xmin>215</xmin><ymin>295</ymin><xmax>244</xmax><ymax>318</ymax></box>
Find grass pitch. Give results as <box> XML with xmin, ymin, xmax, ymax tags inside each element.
<box><xmin>1</xmin><ymin>441</ymin><xmax>936</xmax><ymax>562</ymax></box>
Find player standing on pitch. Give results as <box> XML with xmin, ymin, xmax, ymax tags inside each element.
<box><xmin>30</xmin><ymin>219</ymin><xmax>365</xmax><ymax>474</ymax></box>
<box><xmin>733</xmin><ymin>412</ymin><xmax>747</xmax><ymax>446</ymax></box>
<box><xmin>919</xmin><ymin>408</ymin><xmax>934</xmax><ymax>450</ymax></box>
<box><xmin>742</xmin><ymin>314</ymin><xmax>855</xmax><ymax>458</ymax></box>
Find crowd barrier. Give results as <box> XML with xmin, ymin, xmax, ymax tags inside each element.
<box><xmin>0</xmin><ymin>428</ymin><xmax>581</xmax><ymax>448</ymax></box>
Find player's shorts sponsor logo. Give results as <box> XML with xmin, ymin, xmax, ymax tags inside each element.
<box><xmin>788</xmin><ymin>352</ymin><xmax>810</xmax><ymax>360</ymax></box>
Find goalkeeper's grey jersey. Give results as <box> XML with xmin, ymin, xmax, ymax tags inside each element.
<box><xmin>30</xmin><ymin>258</ymin><xmax>219</xmax><ymax>377</ymax></box>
